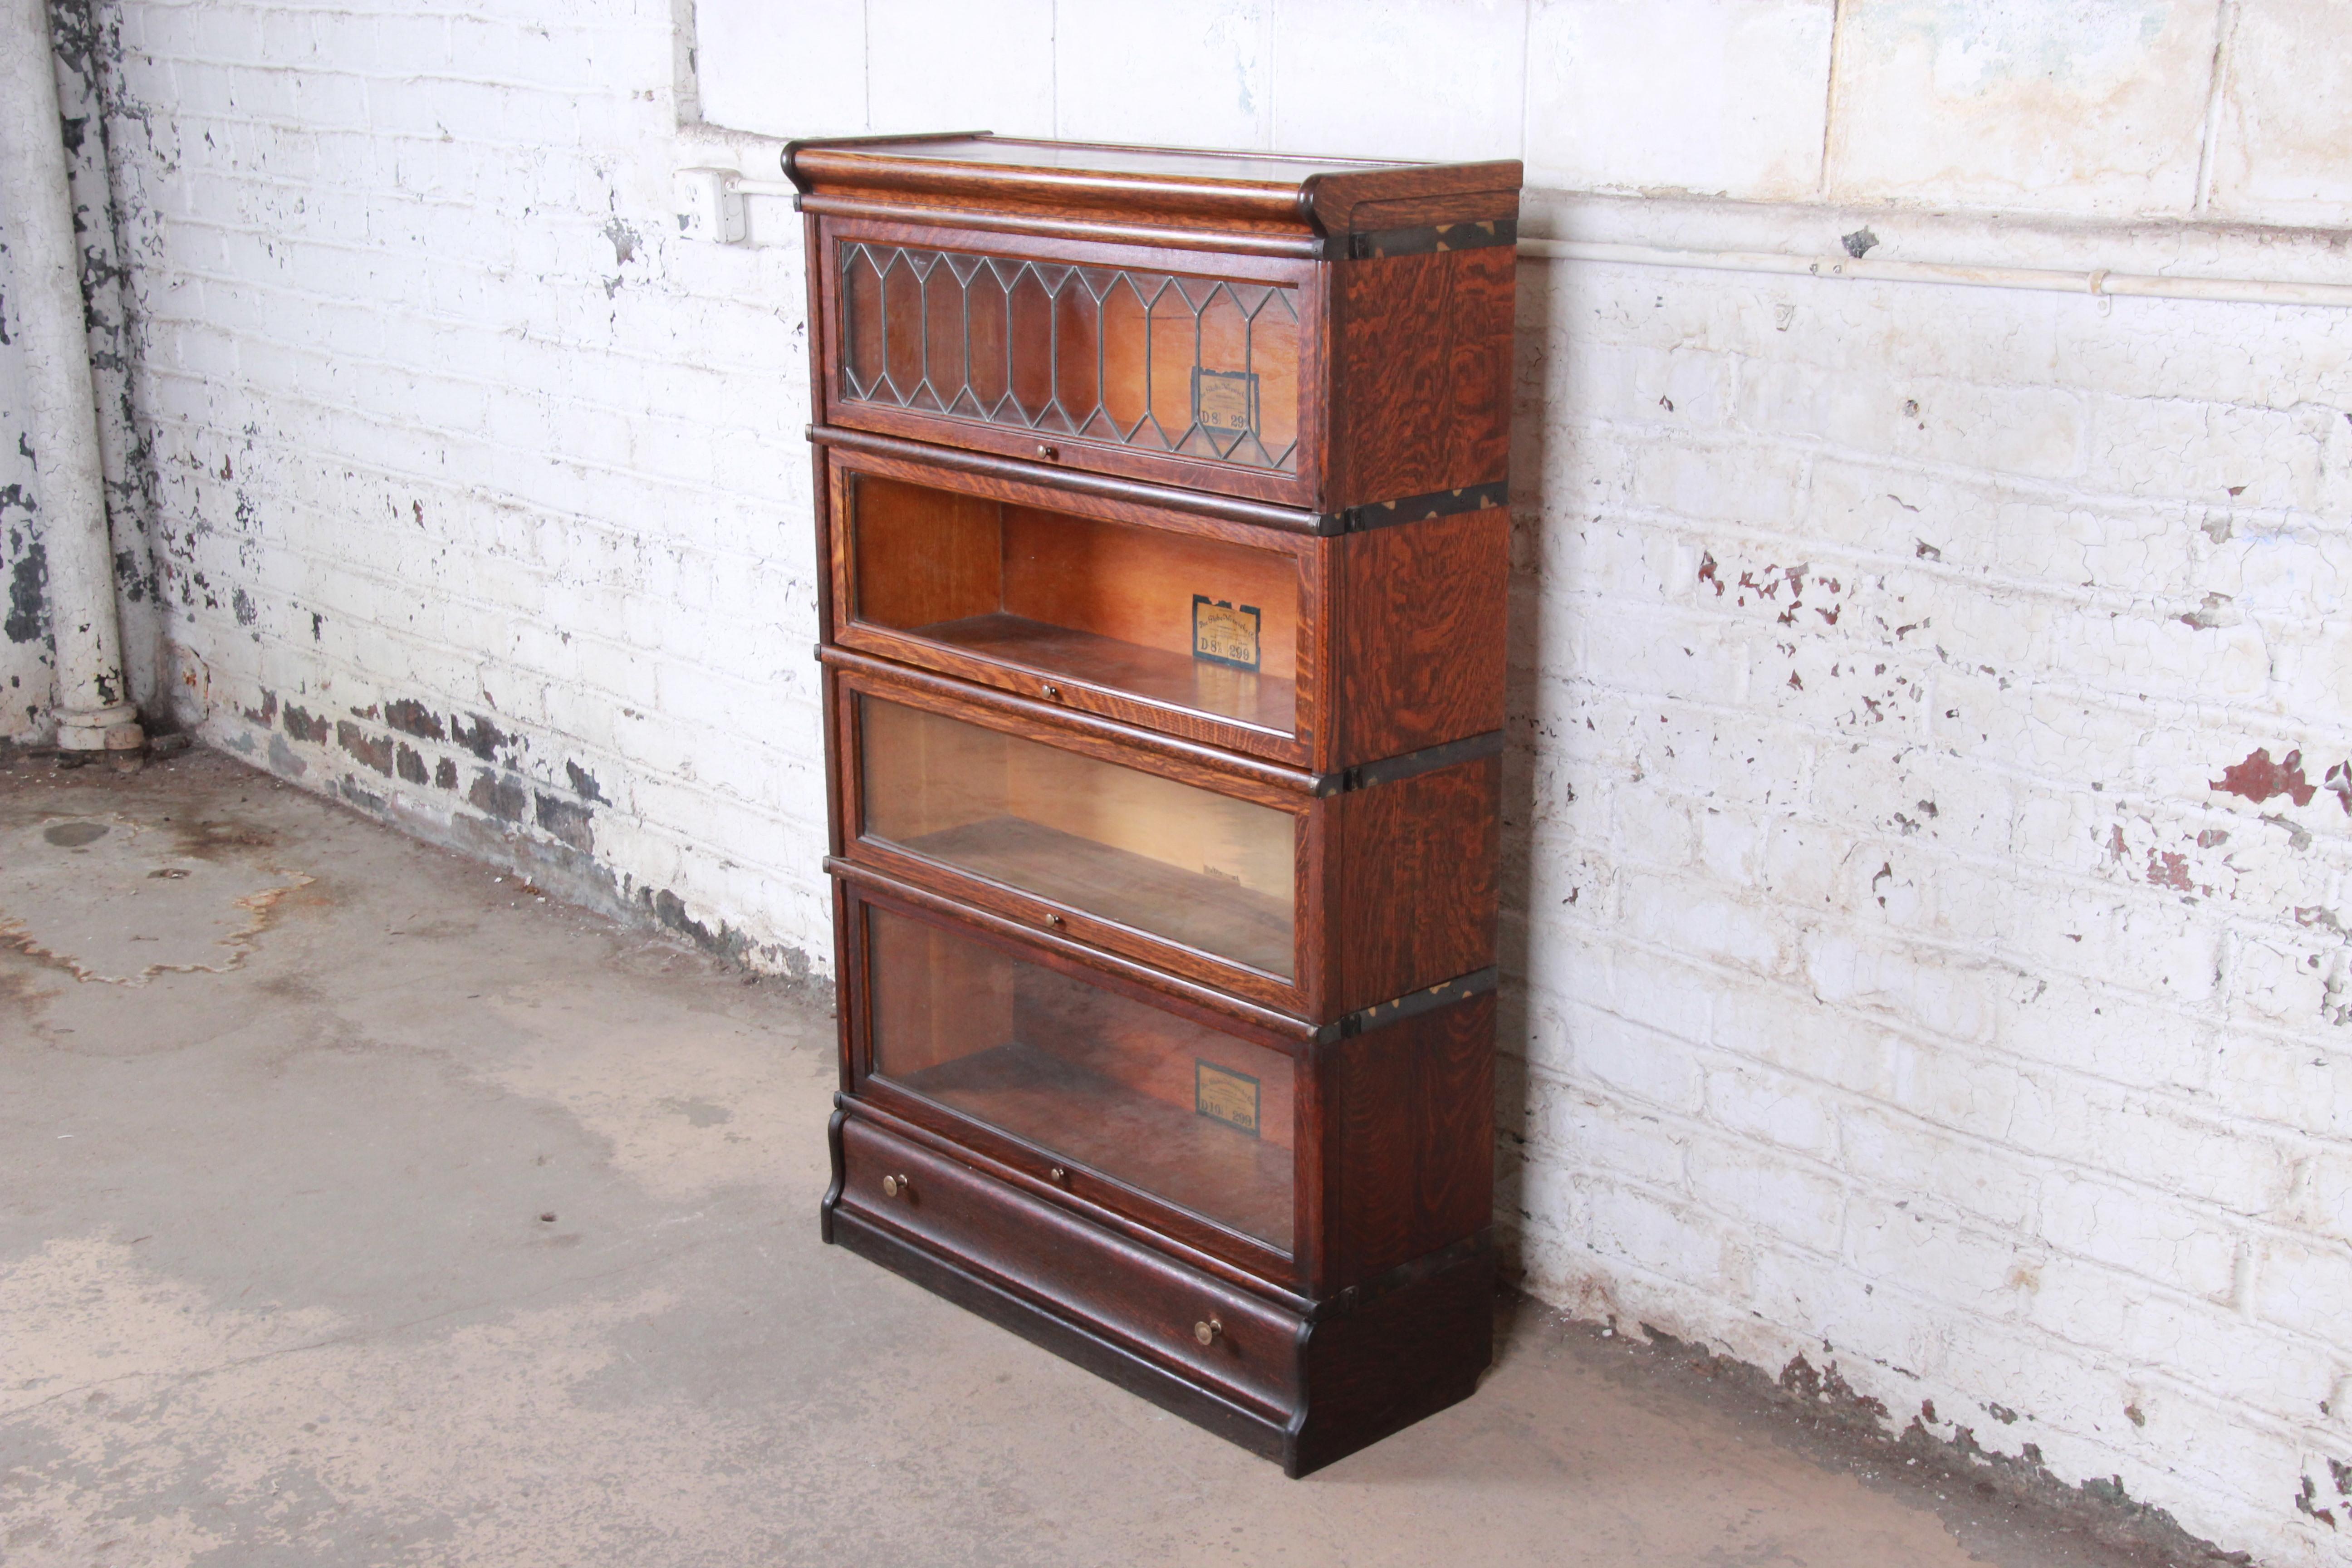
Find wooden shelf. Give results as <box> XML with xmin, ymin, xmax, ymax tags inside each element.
<box><xmin>904</xmin><ymin>815</ymin><xmax>1294</xmax><ymax>978</ymax></box>
<box><xmin>900</xmin><ymin>1039</ymin><xmax>1294</xmax><ymax>1250</ymax></box>
<box><xmin>914</xmin><ymin>612</ymin><xmax>1298</xmax><ymax>736</ymax></box>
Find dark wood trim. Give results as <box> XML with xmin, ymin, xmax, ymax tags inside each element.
<box><xmin>797</xmin><ymin>156</ymin><xmax>1321</xmax><ymax>229</ymax></box>
<box><xmin>1288</xmin><ymin>1246</ymin><xmax>1494</xmax><ymax>1475</ymax></box>
<box><xmin>826</xmin><ymin>399</ymin><xmax>1317</xmax><ymax>508</ymax></box>
<box><xmin>1316</xmin><ymin>480</ymin><xmax>1510</xmax><ymax>536</ymax></box>
<box><xmin>821</xmin><ymin>1105</ymin><xmax>848</xmax><ymax>1244</ymax></box>
<box><xmin>828</xmin><ymin>1210</ymin><xmax>1294</xmax><ymax>1459</ymax></box>
<box><xmin>823</xmin><ymin>645</ymin><xmax>1322</xmax><ymax>802</ymax></box>
<box><xmin>1318</xmin><ymin>966</ymin><xmax>1497</xmax><ymax>1045</ymax></box>
<box><xmin>1326</xmin><ymin>729</ymin><xmax>1504</xmax><ymax>795</ymax></box>
<box><xmin>783</xmin><ymin>130</ymin><xmax>994</xmax><ymax>192</ymax></box>
<box><xmin>823</xmin><ymin>213</ymin><xmax>1319</xmax><ymax>281</ymax></box>
<box><xmin>810</xmin><ymin>425</ymin><xmax>1327</xmax><ymax>535</ymax></box>
<box><xmin>1308</xmin><ymin>1228</ymin><xmax>1492</xmax><ymax>1321</ymax></box>
<box><xmin>830</xmin><ymin>859</ymin><xmax>1321</xmax><ymax>1044</ymax></box>
<box><xmin>801</xmin><ymin>194</ymin><xmax>1326</xmax><ymax>258</ymax></box>
<box><xmin>1299</xmin><ymin>162</ymin><xmax>1524</xmax><ymax>236</ymax></box>
<box><xmin>1346</xmin><ymin>218</ymin><xmax>1518</xmax><ymax>260</ymax></box>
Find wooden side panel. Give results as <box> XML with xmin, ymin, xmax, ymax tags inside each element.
<box><xmin>1325</xmin><ymin>245</ymin><xmax>1515</xmax><ymax>509</ymax></box>
<box><xmin>1326</xmin><ymin>755</ymin><xmax>1499</xmax><ymax>1015</ymax></box>
<box><xmin>849</xmin><ymin>474</ymin><xmax>1004</xmax><ymax>628</ymax></box>
<box><xmin>1331</xmin><ymin>509</ymin><xmax>1508</xmax><ymax>765</ymax></box>
<box><xmin>1290</xmin><ymin>1246</ymin><xmax>1494</xmax><ymax>1476</ymax></box>
<box><xmin>1339</xmin><ymin>189</ymin><xmax>1520</xmax><ymax>231</ymax></box>
<box><xmin>1319</xmin><ymin>992</ymin><xmax>1495</xmax><ymax>1291</ymax></box>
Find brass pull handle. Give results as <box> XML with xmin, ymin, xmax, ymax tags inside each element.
<box><xmin>1035</xmin><ymin>443</ymin><xmax>1059</xmax><ymax>461</ymax></box>
<box><xmin>1194</xmin><ymin>1317</ymin><xmax>1222</xmax><ymax>1347</ymax></box>
<box><xmin>879</xmin><ymin>1173</ymin><xmax>912</xmax><ymax>1200</ymax></box>
<box><xmin>1044</xmin><ymin>912</ymin><xmax>1065</xmax><ymax>929</ymax></box>
<box><xmin>1039</xmin><ymin>683</ymin><xmax>1060</xmax><ymax>701</ymax></box>
<box><xmin>1049</xmin><ymin>1166</ymin><xmax>1068</xmax><ymax>1185</ymax></box>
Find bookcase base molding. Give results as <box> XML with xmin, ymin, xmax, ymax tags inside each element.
<box><xmin>824</xmin><ymin>1103</ymin><xmax>1497</xmax><ymax>1479</ymax></box>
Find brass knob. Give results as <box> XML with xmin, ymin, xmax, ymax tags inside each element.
<box><xmin>1049</xmin><ymin>1166</ymin><xmax>1068</xmax><ymax>1184</ymax></box>
<box><xmin>1036</xmin><ymin>443</ymin><xmax>1059</xmax><ymax>461</ymax></box>
<box><xmin>880</xmin><ymin>1173</ymin><xmax>912</xmax><ymax>1199</ymax></box>
<box><xmin>1194</xmin><ymin>1317</ymin><xmax>1222</xmax><ymax>1347</ymax></box>
<box><xmin>1044</xmin><ymin>912</ymin><xmax>1065</xmax><ymax>929</ymax></box>
<box><xmin>1039</xmin><ymin>683</ymin><xmax>1060</xmax><ymax>701</ymax></box>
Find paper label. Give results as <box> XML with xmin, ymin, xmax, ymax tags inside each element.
<box><xmin>1191</xmin><ymin>596</ymin><xmax>1261</xmax><ymax>671</ymax></box>
<box><xmin>1192</xmin><ymin>368</ymin><xmax>1258</xmax><ymax>436</ymax></box>
<box><xmin>1195</xmin><ymin>1061</ymin><xmax>1262</xmax><ymax>1137</ymax></box>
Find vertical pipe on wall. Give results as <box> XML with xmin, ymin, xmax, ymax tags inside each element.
<box><xmin>0</xmin><ymin>0</ymin><xmax>141</xmax><ymax>752</ymax></box>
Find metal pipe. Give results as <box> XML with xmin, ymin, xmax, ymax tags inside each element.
<box><xmin>1516</xmin><ymin>237</ymin><xmax>2352</xmax><ymax>310</ymax></box>
<box><xmin>0</xmin><ymin>0</ymin><xmax>141</xmax><ymax>752</ymax></box>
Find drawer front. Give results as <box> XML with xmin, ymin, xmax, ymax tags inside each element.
<box><xmin>838</xmin><ymin>670</ymin><xmax>1310</xmax><ymax>1009</ymax></box>
<box><xmin>837</xmin><ymin>1112</ymin><xmax>1302</xmax><ymax>1415</ymax></box>
<box><xmin>824</xmin><ymin>447</ymin><xmax>1322</xmax><ymax>766</ymax></box>
<box><xmin>820</xmin><ymin>221</ymin><xmax>1322</xmax><ymax>505</ymax></box>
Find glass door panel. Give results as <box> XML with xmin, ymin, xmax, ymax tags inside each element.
<box><xmin>837</xmin><ymin>243</ymin><xmax>1302</xmax><ymax>475</ymax></box>
<box><xmin>866</xmin><ymin>906</ymin><xmax>1296</xmax><ymax>1251</ymax></box>
<box><xmin>858</xmin><ymin>696</ymin><xmax>1296</xmax><ymax>978</ymax></box>
<box><xmin>848</xmin><ymin>473</ymin><xmax>1301</xmax><ymax>736</ymax></box>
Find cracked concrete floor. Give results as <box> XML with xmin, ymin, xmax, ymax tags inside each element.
<box><xmin>0</xmin><ymin>746</ymin><xmax>2175</xmax><ymax>1568</ymax></box>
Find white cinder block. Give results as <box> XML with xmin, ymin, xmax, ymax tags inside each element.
<box><xmin>2253</xmin><ymin>1238</ymin><xmax>2352</xmax><ymax>1352</ymax></box>
<box><xmin>865</xmin><ymin>0</ymin><xmax>1057</xmax><ymax>137</ymax></box>
<box><xmin>2205</xmin><ymin>0</ymin><xmax>2352</xmax><ymax>227</ymax></box>
<box><xmin>1269</xmin><ymin>0</ymin><xmax>1527</xmax><ymax>162</ymax></box>
<box><xmin>1688</xmin><ymin>1136</ymin><xmax>1846</xmax><ymax>1254</ymax></box>
<box><xmin>1525</xmin><ymin>0</ymin><xmax>1834</xmax><ymax>200</ymax></box>
<box><xmin>2038</xmin><ymin>1175</ymin><xmax>2241</xmax><ymax>1300</ymax></box>
<box><xmin>1825</xmin><ymin>0</ymin><xmax>2222</xmax><ymax>216</ymax></box>
<box><xmin>694</xmin><ymin>0</ymin><xmax>868</xmax><ymax>138</ymax></box>
<box><xmin>1055</xmin><ymin>0</ymin><xmax>1268</xmax><ymax>150</ymax></box>
<box><xmin>1704</xmin><ymin>1063</ymin><xmax>1838</xmax><ymax>1159</ymax></box>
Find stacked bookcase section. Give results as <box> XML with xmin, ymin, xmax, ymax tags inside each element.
<box><xmin>790</xmin><ymin>133</ymin><xmax>1520</xmax><ymax>1476</ymax></box>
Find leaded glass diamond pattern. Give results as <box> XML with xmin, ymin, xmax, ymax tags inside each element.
<box><xmin>838</xmin><ymin>243</ymin><xmax>1301</xmax><ymax>474</ymax></box>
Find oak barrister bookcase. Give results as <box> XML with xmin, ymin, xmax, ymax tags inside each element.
<box><xmin>788</xmin><ymin>132</ymin><xmax>1519</xmax><ymax>1476</ymax></box>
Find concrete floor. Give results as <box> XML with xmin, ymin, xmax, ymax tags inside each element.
<box><xmin>0</xmin><ymin>746</ymin><xmax>2188</xmax><ymax>1568</ymax></box>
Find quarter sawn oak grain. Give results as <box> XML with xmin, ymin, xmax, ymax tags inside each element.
<box><xmin>805</xmin><ymin>134</ymin><xmax>1517</xmax><ymax>1478</ymax></box>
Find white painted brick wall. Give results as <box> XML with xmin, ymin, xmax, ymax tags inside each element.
<box><xmin>1505</xmin><ymin>256</ymin><xmax>2352</xmax><ymax>1564</ymax></box>
<box><xmin>78</xmin><ymin>0</ymin><xmax>834</xmax><ymax>970</ymax></box>
<box><xmin>37</xmin><ymin>1</ymin><xmax>2352</xmax><ymax>1564</ymax></box>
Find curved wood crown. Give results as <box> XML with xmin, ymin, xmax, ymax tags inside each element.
<box><xmin>784</xmin><ymin>132</ymin><xmax>1522</xmax><ymax>249</ymax></box>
